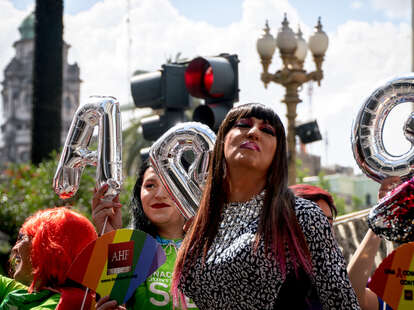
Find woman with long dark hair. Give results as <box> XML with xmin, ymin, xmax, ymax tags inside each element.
<box><xmin>172</xmin><ymin>103</ymin><xmax>359</xmax><ymax>309</ymax></box>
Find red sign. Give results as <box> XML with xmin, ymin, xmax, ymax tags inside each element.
<box><xmin>107</xmin><ymin>241</ymin><xmax>134</xmax><ymax>275</ymax></box>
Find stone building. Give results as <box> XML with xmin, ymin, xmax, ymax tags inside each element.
<box><xmin>0</xmin><ymin>13</ymin><xmax>81</xmax><ymax>165</ymax></box>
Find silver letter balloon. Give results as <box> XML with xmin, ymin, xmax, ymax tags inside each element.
<box><xmin>351</xmin><ymin>74</ymin><xmax>414</xmax><ymax>182</ymax></box>
<box><xmin>352</xmin><ymin>75</ymin><xmax>414</xmax><ymax>242</ymax></box>
<box><xmin>149</xmin><ymin>122</ymin><xmax>216</xmax><ymax>220</ymax></box>
<box><xmin>53</xmin><ymin>96</ymin><xmax>123</xmax><ymax>200</ymax></box>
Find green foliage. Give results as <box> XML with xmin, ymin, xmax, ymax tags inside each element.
<box><xmin>0</xmin><ymin>156</ymin><xmax>136</xmax><ymax>274</ymax></box>
<box><xmin>295</xmin><ymin>168</ymin><xmax>347</xmax><ymax>217</ymax></box>
<box><xmin>123</xmin><ymin>116</ymin><xmax>151</xmax><ymax>176</ymax></box>
<box><xmin>330</xmin><ymin>193</ymin><xmax>346</xmax><ymax>216</ymax></box>
<box><xmin>296</xmin><ymin>158</ymin><xmax>309</xmax><ymax>184</ymax></box>
<box><xmin>314</xmin><ymin>172</ymin><xmax>346</xmax><ymax>216</ymax></box>
<box><xmin>351</xmin><ymin>195</ymin><xmax>363</xmax><ymax>210</ymax></box>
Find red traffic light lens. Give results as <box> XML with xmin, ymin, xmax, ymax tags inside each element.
<box><xmin>204</xmin><ymin>66</ymin><xmax>214</xmax><ymax>93</ymax></box>
<box><xmin>185</xmin><ymin>57</ymin><xmax>224</xmax><ymax>99</ymax></box>
<box><xmin>204</xmin><ymin>67</ymin><xmax>223</xmax><ymax>98</ymax></box>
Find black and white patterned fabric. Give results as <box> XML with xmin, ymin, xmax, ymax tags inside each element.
<box><xmin>179</xmin><ymin>193</ymin><xmax>360</xmax><ymax>310</ymax></box>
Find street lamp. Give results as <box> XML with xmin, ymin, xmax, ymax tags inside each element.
<box><xmin>256</xmin><ymin>14</ymin><xmax>329</xmax><ymax>185</ymax></box>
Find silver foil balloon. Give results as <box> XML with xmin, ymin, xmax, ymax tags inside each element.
<box><xmin>367</xmin><ymin>176</ymin><xmax>414</xmax><ymax>242</ymax></box>
<box><xmin>53</xmin><ymin>96</ymin><xmax>122</xmax><ymax>200</ymax></box>
<box><xmin>149</xmin><ymin>122</ymin><xmax>216</xmax><ymax>220</ymax></box>
<box><xmin>351</xmin><ymin>74</ymin><xmax>414</xmax><ymax>182</ymax></box>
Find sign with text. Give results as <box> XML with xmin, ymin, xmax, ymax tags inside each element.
<box><xmin>107</xmin><ymin>241</ymin><xmax>134</xmax><ymax>275</ymax></box>
<box><xmin>68</xmin><ymin>229</ymin><xmax>166</xmax><ymax>305</ymax></box>
<box><xmin>369</xmin><ymin>242</ymin><xmax>414</xmax><ymax>310</ymax></box>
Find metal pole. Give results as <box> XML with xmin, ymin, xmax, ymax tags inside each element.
<box><xmin>412</xmin><ymin>0</ymin><xmax>414</xmax><ymax>72</ymax></box>
<box><xmin>411</xmin><ymin>0</ymin><xmax>414</xmax><ymax>111</ymax></box>
<box><xmin>284</xmin><ymin>84</ymin><xmax>301</xmax><ymax>185</ymax></box>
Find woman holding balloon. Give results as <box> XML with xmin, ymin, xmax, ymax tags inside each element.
<box><xmin>171</xmin><ymin>103</ymin><xmax>359</xmax><ymax>309</ymax></box>
<box><xmin>92</xmin><ymin>160</ymin><xmax>197</xmax><ymax>309</ymax></box>
<box><xmin>347</xmin><ymin>176</ymin><xmax>401</xmax><ymax>310</ymax></box>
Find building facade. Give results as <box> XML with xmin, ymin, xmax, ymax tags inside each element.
<box><xmin>0</xmin><ymin>13</ymin><xmax>81</xmax><ymax>165</ymax></box>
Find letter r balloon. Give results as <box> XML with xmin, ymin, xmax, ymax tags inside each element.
<box><xmin>53</xmin><ymin>96</ymin><xmax>123</xmax><ymax>200</ymax></box>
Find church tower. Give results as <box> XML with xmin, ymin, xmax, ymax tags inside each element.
<box><xmin>0</xmin><ymin>12</ymin><xmax>81</xmax><ymax>164</ymax></box>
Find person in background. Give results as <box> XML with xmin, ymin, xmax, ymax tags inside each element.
<box><xmin>289</xmin><ymin>184</ymin><xmax>337</xmax><ymax>226</ymax></box>
<box><xmin>92</xmin><ymin>160</ymin><xmax>197</xmax><ymax>310</ymax></box>
<box><xmin>0</xmin><ymin>207</ymin><xmax>97</xmax><ymax>310</ymax></box>
<box><xmin>347</xmin><ymin>176</ymin><xmax>401</xmax><ymax>310</ymax></box>
<box><xmin>171</xmin><ymin>103</ymin><xmax>359</xmax><ymax>309</ymax></box>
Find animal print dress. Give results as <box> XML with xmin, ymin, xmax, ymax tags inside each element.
<box><xmin>178</xmin><ymin>193</ymin><xmax>360</xmax><ymax>310</ymax></box>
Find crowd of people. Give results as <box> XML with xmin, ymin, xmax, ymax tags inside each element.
<box><xmin>0</xmin><ymin>103</ymin><xmax>405</xmax><ymax>309</ymax></box>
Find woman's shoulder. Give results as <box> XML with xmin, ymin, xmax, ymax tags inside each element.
<box><xmin>293</xmin><ymin>196</ymin><xmax>328</xmax><ymax>227</ymax></box>
<box><xmin>293</xmin><ymin>196</ymin><xmax>322</xmax><ymax>213</ymax></box>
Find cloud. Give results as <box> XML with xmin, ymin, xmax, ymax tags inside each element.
<box><xmin>371</xmin><ymin>0</ymin><xmax>410</xmax><ymax>19</ymax></box>
<box><xmin>0</xmin><ymin>0</ymin><xmax>411</xmax><ymax>172</ymax></box>
<box><xmin>351</xmin><ymin>1</ymin><xmax>363</xmax><ymax>9</ymax></box>
<box><xmin>303</xmin><ymin>19</ymin><xmax>410</xmax><ymax>168</ymax></box>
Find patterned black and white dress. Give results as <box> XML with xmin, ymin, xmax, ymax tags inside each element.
<box><xmin>179</xmin><ymin>192</ymin><xmax>360</xmax><ymax>310</ymax></box>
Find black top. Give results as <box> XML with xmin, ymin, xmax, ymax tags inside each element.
<box><xmin>179</xmin><ymin>193</ymin><xmax>360</xmax><ymax>310</ymax></box>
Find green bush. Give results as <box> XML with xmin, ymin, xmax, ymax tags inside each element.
<box><xmin>0</xmin><ymin>157</ymin><xmax>136</xmax><ymax>274</ymax></box>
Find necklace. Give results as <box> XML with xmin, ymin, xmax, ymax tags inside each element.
<box><xmin>156</xmin><ymin>235</ymin><xmax>183</xmax><ymax>255</ymax></box>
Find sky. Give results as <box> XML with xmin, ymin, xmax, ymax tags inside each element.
<box><xmin>1</xmin><ymin>0</ymin><xmax>413</xmax><ymax>173</ymax></box>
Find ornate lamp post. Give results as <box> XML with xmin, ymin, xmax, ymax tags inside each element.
<box><xmin>256</xmin><ymin>14</ymin><xmax>329</xmax><ymax>185</ymax></box>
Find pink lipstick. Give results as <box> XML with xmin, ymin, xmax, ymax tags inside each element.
<box><xmin>240</xmin><ymin>141</ymin><xmax>260</xmax><ymax>151</ymax></box>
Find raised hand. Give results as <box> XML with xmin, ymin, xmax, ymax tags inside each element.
<box><xmin>92</xmin><ymin>184</ymin><xmax>123</xmax><ymax>234</ymax></box>
<box><xmin>378</xmin><ymin>176</ymin><xmax>402</xmax><ymax>200</ymax></box>
<box><xmin>96</xmin><ymin>296</ymin><xmax>126</xmax><ymax>310</ymax></box>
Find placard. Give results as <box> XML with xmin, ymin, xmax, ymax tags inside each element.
<box><xmin>68</xmin><ymin>229</ymin><xmax>166</xmax><ymax>305</ymax></box>
<box><xmin>369</xmin><ymin>242</ymin><xmax>414</xmax><ymax>310</ymax></box>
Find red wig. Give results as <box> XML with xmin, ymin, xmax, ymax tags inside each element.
<box><xmin>289</xmin><ymin>184</ymin><xmax>337</xmax><ymax>218</ymax></box>
<box><xmin>20</xmin><ymin>207</ymin><xmax>97</xmax><ymax>292</ymax></box>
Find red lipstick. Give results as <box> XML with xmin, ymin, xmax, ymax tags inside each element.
<box><xmin>240</xmin><ymin>141</ymin><xmax>260</xmax><ymax>151</ymax></box>
<box><xmin>151</xmin><ymin>203</ymin><xmax>170</xmax><ymax>209</ymax></box>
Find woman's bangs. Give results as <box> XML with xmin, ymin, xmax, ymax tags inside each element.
<box><xmin>235</xmin><ymin>104</ymin><xmax>278</xmax><ymax>127</ymax></box>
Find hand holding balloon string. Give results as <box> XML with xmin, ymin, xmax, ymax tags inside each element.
<box><xmin>378</xmin><ymin>176</ymin><xmax>402</xmax><ymax>201</ymax></box>
<box><xmin>92</xmin><ymin>183</ymin><xmax>123</xmax><ymax>235</ymax></box>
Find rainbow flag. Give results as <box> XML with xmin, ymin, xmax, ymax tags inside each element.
<box><xmin>68</xmin><ymin>228</ymin><xmax>166</xmax><ymax>305</ymax></box>
<box><xmin>369</xmin><ymin>242</ymin><xmax>414</xmax><ymax>310</ymax></box>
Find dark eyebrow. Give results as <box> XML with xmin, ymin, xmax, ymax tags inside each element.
<box><xmin>143</xmin><ymin>176</ymin><xmax>158</xmax><ymax>183</ymax></box>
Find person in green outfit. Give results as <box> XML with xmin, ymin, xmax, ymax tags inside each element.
<box><xmin>0</xmin><ymin>207</ymin><xmax>98</xmax><ymax>310</ymax></box>
<box><xmin>93</xmin><ymin>160</ymin><xmax>197</xmax><ymax>310</ymax></box>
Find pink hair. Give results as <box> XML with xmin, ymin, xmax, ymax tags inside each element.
<box><xmin>20</xmin><ymin>207</ymin><xmax>97</xmax><ymax>292</ymax></box>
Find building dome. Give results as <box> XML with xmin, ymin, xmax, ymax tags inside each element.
<box><xmin>18</xmin><ymin>12</ymin><xmax>35</xmax><ymax>40</ymax></box>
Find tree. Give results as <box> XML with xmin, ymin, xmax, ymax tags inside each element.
<box><xmin>31</xmin><ymin>0</ymin><xmax>63</xmax><ymax>164</ymax></box>
<box><xmin>0</xmin><ymin>156</ymin><xmax>136</xmax><ymax>274</ymax></box>
<box><xmin>122</xmin><ymin>115</ymin><xmax>151</xmax><ymax>176</ymax></box>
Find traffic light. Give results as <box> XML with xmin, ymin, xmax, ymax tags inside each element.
<box><xmin>185</xmin><ymin>53</ymin><xmax>239</xmax><ymax>131</ymax></box>
<box><xmin>130</xmin><ymin>53</ymin><xmax>239</xmax><ymax>140</ymax></box>
<box><xmin>130</xmin><ymin>63</ymin><xmax>189</xmax><ymax>140</ymax></box>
